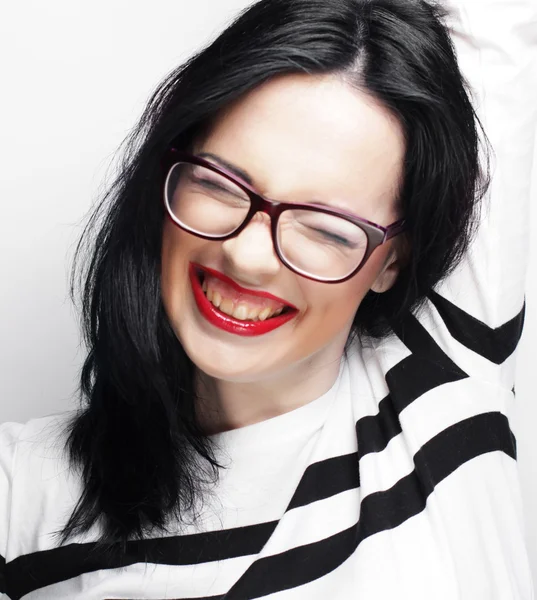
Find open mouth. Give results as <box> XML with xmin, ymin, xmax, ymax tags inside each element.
<box><xmin>189</xmin><ymin>263</ymin><xmax>298</xmax><ymax>337</ymax></box>
<box><xmin>195</xmin><ymin>267</ymin><xmax>293</xmax><ymax>322</ymax></box>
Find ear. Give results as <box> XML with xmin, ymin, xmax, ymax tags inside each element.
<box><xmin>370</xmin><ymin>238</ymin><xmax>409</xmax><ymax>294</ymax></box>
<box><xmin>370</xmin><ymin>255</ymin><xmax>400</xmax><ymax>293</ymax></box>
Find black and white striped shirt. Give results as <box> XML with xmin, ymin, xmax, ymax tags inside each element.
<box><xmin>1</xmin><ymin>0</ymin><xmax>535</xmax><ymax>598</ymax></box>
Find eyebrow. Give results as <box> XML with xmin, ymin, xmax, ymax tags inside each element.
<box><xmin>197</xmin><ymin>152</ymin><xmax>254</xmax><ymax>186</ymax></box>
<box><xmin>197</xmin><ymin>151</ymin><xmax>356</xmax><ymax>214</ymax></box>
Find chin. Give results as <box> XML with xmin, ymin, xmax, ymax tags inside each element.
<box><xmin>176</xmin><ymin>331</ymin><xmax>264</xmax><ymax>381</ymax></box>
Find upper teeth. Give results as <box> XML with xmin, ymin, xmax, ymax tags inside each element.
<box><xmin>202</xmin><ymin>279</ymin><xmax>284</xmax><ymax>322</ymax></box>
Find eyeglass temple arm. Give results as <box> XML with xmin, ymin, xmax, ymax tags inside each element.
<box><xmin>383</xmin><ymin>219</ymin><xmax>407</xmax><ymax>242</ymax></box>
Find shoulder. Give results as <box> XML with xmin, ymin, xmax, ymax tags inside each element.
<box><xmin>1</xmin><ymin>410</ymin><xmax>77</xmax><ymax>466</ymax></box>
<box><xmin>0</xmin><ymin>421</ymin><xmax>26</xmax><ymax>471</ymax></box>
<box><xmin>1</xmin><ymin>411</ymin><xmax>82</xmax><ymax>558</ymax></box>
<box><xmin>1</xmin><ymin>411</ymin><xmax>79</xmax><ymax>506</ymax></box>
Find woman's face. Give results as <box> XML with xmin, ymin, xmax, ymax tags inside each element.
<box><xmin>161</xmin><ymin>73</ymin><xmax>406</xmax><ymax>383</ymax></box>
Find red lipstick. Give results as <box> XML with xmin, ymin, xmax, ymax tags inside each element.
<box><xmin>189</xmin><ymin>263</ymin><xmax>298</xmax><ymax>337</ymax></box>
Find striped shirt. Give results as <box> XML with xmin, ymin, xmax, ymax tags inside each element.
<box><xmin>1</xmin><ymin>0</ymin><xmax>536</xmax><ymax>598</ymax></box>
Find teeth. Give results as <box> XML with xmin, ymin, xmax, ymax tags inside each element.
<box><xmin>203</xmin><ymin>285</ymin><xmax>288</xmax><ymax>322</ymax></box>
<box><xmin>258</xmin><ymin>307</ymin><xmax>272</xmax><ymax>321</ymax></box>
<box><xmin>248</xmin><ymin>307</ymin><xmax>261</xmax><ymax>321</ymax></box>
<box><xmin>233</xmin><ymin>304</ymin><xmax>249</xmax><ymax>320</ymax></box>
<box><xmin>212</xmin><ymin>290</ymin><xmax>222</xmax><ymax>308</ymax></box>
<box><xmin>202</xmin><ymin>278</ymin><xmax>208</xmax><ymax>292</ymax></box>
<box><xmin>219</xmin><ymin>298</ymin><xmax>235</xmax><ymax>316</ymax></box>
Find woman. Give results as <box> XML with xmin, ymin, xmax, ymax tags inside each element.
<box><xmin>1</xmin><ymin>0</ymin><xmax>535</xmax><ymax>598</ymax></box>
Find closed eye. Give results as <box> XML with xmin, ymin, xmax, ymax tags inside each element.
<box><xmin>311</xmin><ymin>227</ymin><xmax>359</xmax><ymax>249</ymax></box>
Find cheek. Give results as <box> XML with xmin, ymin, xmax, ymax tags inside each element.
<box><xmin>301</xmin><ymin>276</ymin><xmax>370</xmax><ymax>337</ymax></box>
<box><xmin>298</xmin><ymin>248</ymin><xmax>389</xmax><ymax>343</ymax></box>
<box><xmin>160</xmin><ymin>224</ymin><xmax>197</xmax><ymax>318</ymax></box>
<box><xmin>161</xmin><ymin>224</ymin><xmax>181</xmax><ymax>289</ymax></box>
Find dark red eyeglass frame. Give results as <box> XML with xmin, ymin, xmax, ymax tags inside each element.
<box><xmin>162</xmin><ymin>149</ymin><xmax>406</xmax><ymax>284</ymax></box>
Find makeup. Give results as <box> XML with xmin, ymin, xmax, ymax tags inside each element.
<box><xmin>189</xmin><ymin>263</ymin><xmax>298</xmax><ymax>336</ymax></box>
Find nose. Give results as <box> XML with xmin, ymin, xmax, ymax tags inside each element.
<box><xmin>221</xmin><ymin>211</ymin><xmax>281</xmax><ymax>285</ymax></box>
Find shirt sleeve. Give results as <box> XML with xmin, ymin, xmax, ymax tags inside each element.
<box><xmin>0</xmin><ymin>422</ymin><xmax>24</xmax><ymax>599</ymax></box>
<box><xmin>415</xmin><ymin>0</ymin><xmax>537</xmax><ymax>390</ymax></box>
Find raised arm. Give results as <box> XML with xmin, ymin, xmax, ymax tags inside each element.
<box><xmin>419</xmin><ymin>0</ymin><xmax>537</xmax><ymax>388</ymax></box>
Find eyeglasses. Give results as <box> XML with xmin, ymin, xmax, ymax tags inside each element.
<box><xmin>162</xmin><ymin>150</ymin><xmax>406</xmax><ymax>284</ymax></box>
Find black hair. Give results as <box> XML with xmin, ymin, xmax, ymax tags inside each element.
<box><xmin>54</xmin><ymin>0</ymin><xmax>491</xmax><ymax>557</ymax></box>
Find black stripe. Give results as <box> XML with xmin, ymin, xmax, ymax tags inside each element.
<box><xmin>287</xmin><ymin>453</ymin><xmax>360</xmax><ymax>511</ymax></box>
<box><xmin>353</xmin><ymin>313</ymin><xmax>467</xmax><ymax>462</ymax></box>
<box><xmin>0</xmin><ymin>553</ymin><xmax>6</xmax><ymax>595</ymax></box>
<box><xmin>388</xmin><ymin>311</ymin><xmax>469</xmax><ymax>413</ymax></box>
<box><xmin>5</xmin><ymin>521</ymin><xmax>278</xmax><ymax>600</ymax></box>
<box><xmin>356</xmin><ymin>393</ymin><xmax>402</xmax><ymax>459</ymax></box>
<box><xmin>222</xmin><ymin>411</ymin><xmax>516</xmax><ymax>599</ymax></box>
<box><xmin>428</xmin><ymin>291</ymin><xmax>526</xmax><ymax>364</ymax></box>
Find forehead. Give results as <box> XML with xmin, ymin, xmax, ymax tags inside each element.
<box><xmin>195</xmin><ymin>73</ymin><xmax>406</xmax><ymax>220</ymax></box>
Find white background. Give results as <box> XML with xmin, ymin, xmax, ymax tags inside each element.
<box><xmin>0</xmin><ymin>0</ymin><xmax>535</xmax><ymax>581</ymax></box>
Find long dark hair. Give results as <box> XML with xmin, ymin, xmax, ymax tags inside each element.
<box><xmin>54</xmin><ymin>0</ymin><xmax>491</xmax><ymax>557</ymax></box>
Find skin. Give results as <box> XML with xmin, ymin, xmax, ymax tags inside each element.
<box><xmin>161</xmin><ymin>73</ymin><xmax>406</xmax><ymax>435</ymax></box>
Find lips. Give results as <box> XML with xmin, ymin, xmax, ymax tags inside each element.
<box><xmin>189</xmin><ymin>262</ymin><xmax>298</xmax><ymax>337</ymax></box>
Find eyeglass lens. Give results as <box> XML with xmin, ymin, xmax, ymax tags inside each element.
<box><xmin>165</xmin><ymin>162</ymin><xmax>369</xmax><ymax>281</ymax></box>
